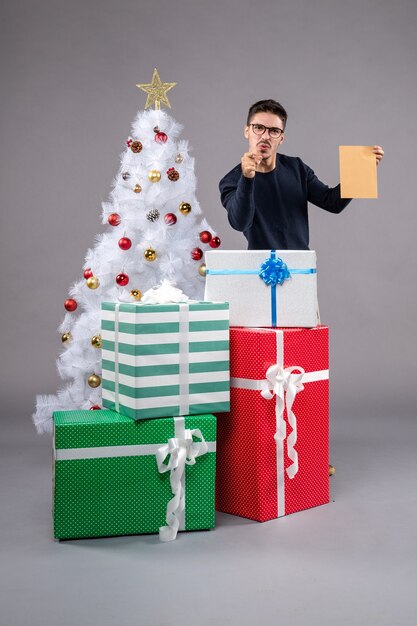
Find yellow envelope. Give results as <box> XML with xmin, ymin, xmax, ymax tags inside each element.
<box><xmin>339</xmin><ymin>146</ymin><xmax>378</xmax><ymax>198</ymax></box>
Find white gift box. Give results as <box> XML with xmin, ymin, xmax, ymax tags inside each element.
<box><xmin>204</xmin><ymin>250</ymin><xmax>318</xmax><ymax>328</ymax></box>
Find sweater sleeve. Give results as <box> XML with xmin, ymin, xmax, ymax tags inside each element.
<box><xmin>219</xmin><ymin>169</ymin><xmax>256</xmax><ymax>231</ymax></box>
<box><xmin>303</xmin><ymin>161</ymin><xmax>352</xmax><ymax>214</ymax></box>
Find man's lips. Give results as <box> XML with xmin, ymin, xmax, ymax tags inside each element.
<box><xmin>258</xmin><ymin>142</ymin><xmax>270</xmax><ymax>149</ymax></box>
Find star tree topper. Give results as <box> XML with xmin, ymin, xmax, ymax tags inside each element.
<box><xmin>136</xmin><ymin>68</ymin><xmax>177</xmax><ymax>110</ymax></box>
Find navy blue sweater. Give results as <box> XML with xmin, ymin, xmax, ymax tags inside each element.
<box><xmin>219</xmin><ymin>154</ymin><xmax>351</xmax><ymax>250</ymax></box>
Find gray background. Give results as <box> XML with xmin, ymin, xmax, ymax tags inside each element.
<box><xmin>1</xmin><ymin>1</ymin><xmax>416</xmax><ymax>625</ymax></box>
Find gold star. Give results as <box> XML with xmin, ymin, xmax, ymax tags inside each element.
<box><xmin>136</xmin><ymin>68</ymin><xmax>177</xmax><ymax>110</ymax></box>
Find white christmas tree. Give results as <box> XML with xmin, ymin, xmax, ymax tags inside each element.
<box><xmin>34</xmin><ymin>69</ymin><xmax>221</xmax><ymax>434</ymax></box>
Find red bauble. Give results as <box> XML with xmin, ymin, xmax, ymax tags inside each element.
<box><xmin>116</xmin><ymin>272</ymin><xmax>129</xmax><ymax>286</ymax></box>
<box><xmin>164</xmin><ymin>213</ymin><xmax>177</xmax><ymax>226</ymax></box>
<box><xmin>191</xmin><ymin>247</ymin><xmax>203</xmax><ymax>261</ymax></box>
<box><xmin>199</xmin><ymin>230</ymin><xmax>212</xmax><ymax>244</ymax></box>
<box><xmin>64</xmin><ymin>298</ymin><xmax>77</xmax><ymax>312</ymax></box>
<box><xmin>108</xmin><ymin>213</ymin><xmax>121</xmax><ymax>227</ymax></box>
<box><xmin>89</xmin><ymin>405</ymin><xmax>101</xmax><ymax>410</ymax></box>
<box><xmin>118</xmin><ymin>237</ymin><xmax>132</xmax><ymax>250</ymax></box>
<box><xmin>209</xmin><ymin>236</ymin><xmax>221</xmax><ymax>248</ymax></box>
<box><xmin>83</xmin><ymin>268</ymin><xmax>93</xmax><ymax>279</ymax></box>
<box><xmin>155</xmin><ymin>131</ymin><xmax>168</xmax><ymax>144</ymax></box>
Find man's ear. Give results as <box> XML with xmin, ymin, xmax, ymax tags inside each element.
<box><xmin>279</xmin><ymin>133</ymin><xmax>285</xmax><ymax>146</ymax></box>
<box><xmin>244</xmin><ymin>126</ymin><xmax>249</xmax><ymax>139</ymax></box>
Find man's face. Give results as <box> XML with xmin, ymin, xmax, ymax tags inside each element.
<box><xmin>244</xmin><ymin>111</ymin><xmax>285</xmax><ymax>160</ymax></box>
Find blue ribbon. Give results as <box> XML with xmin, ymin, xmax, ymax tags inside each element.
<box><xmin>206</xmin><ymin>251</ymin><xmax>316</xmax><ymax>326</ymax></box>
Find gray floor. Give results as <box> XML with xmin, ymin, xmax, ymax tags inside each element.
<box><xmin>1</xmin><ymin>410</ymin><xmax>416</xmax><ymax>626</ymax></box>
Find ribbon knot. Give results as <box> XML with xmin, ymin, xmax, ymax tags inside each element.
<box><xmin>156</xmin><ymin>427</ymin><xmax>208</xmax><ymax>541</ymax></box>
<box><xmin>259</xmin><ymin>255</ymin><xmax>291</xmax><ymax>287</ymax></box>
<box><xmin>260</xmin><ymin>364</ymin><xmax>305</xmax><ymax>478</ymax></box>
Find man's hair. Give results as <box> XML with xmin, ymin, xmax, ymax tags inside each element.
<box><xmin>246</xmin><ymin>99</ymin><xmax>288</xmax><ymax>129</ymax></box>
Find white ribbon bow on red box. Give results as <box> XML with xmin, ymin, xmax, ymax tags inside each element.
<box><xmin>260</xmin><ymin>364</ymin><xmax>305</xmax><ymax>479</ymax></box>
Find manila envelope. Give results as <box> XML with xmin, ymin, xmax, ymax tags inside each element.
<box><xmin>339</xmin><ymin>146</ymin><xmax>378</xmax><ymax>198</ymax></box>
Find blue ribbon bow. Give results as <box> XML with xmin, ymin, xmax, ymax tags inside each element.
<box><xmin>259</xmin><ymin>255</ymin><xmax>291</xmax><ymax>287</ymax></box>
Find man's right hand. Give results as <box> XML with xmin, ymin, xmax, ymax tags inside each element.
<box><xmin>241</xmin><ymin>152</ymin><xmax>262</xmax><ymax>179</ymax></box>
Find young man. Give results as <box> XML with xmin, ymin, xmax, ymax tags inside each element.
<box><xmin>219</xmin><ymin>99</ymin><xmax>384</xmax><ymax>250</ymax></box>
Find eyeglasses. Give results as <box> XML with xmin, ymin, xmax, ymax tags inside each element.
<box><xmin>249</xmin><ymin>123</ymin><xmax>284</xmax><ymax>139</ymax></box>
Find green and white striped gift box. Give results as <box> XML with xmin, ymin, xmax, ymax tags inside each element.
<box><xmin>101</xmin><ymin>301</ymin><xmax>230</xmax><ymax>420</ymax></box>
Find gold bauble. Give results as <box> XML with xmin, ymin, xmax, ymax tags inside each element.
<box><xmin>175</xmin><ymin>153</ymin><xmax>184</xmax><ymax>164</ymax></box>
<box><xmin>88</xmin><ymin>374</ymin><xmax>101</xmax><ymax>388</ymax></box>
<box><xmin>148</xmin><ymin>169</ymin><xmax>161</xmax><ymax>183</ymax></box>
<box><xmin>134</xmin><ymin>183</ymin><xmax>142</xmax><ymax>193</ymax></box>
<box><xmin>130</xmin><ymin>289</ymin><xmax>142</xmax><ymax>301</ymax></box>
<box><xmin>61</xmin><ymin>332</ymin><xmax>72</xmax><ymax>343</ymax></box>
<box><xmin>86</xmin><ymin>276</ymin><xmax>100</xmax><ymax>290</ymax></box>
<box><xmin>91</xmin><ymin>335</ymin><xmax>102</xmax><ymax>349</ymax></box>
<box><xmin>198</xmin><ymin>263</ymin><xmax>207</xmax><ymax>277</ymax></box>
<box><xmin>144</xmin><ymin>247</ymin><xmax>157</xmax><ymax>262</ymax></box>
<box><xmin>179</xmin><ymin>202</ymin><xmax>191</xmax><ymax>215</ymax></box>
<box><xmin>329</xmin><ymin>465</ymin><xmax>336</xmax><ymax>476</ymax></box>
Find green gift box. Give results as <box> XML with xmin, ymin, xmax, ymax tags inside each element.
<box><xmin>101</xmin><ymin>301</ymin><xmax>230</xmax><ymax>420</ymax></box>
<box><xmin>53</xmin><ymin>409</ymin><xmax>216</xmax><ymax>541</ymax></box>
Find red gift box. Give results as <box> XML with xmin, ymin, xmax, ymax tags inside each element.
<box><xmin>216</xmin><ymin>326</ymin><xmax>329</xmax><ymax>521</ymax></box>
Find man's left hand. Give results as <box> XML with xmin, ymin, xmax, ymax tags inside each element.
<box><xmin>373</xmin><ymin>146</ymin><xmax>384</xmax><ymax>166</ymax></box>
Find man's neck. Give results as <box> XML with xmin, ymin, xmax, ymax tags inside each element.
<box><xmin>255</xmin><ymin>153</ymin><xmax>277</xmax><ymax>173</ymax></box>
